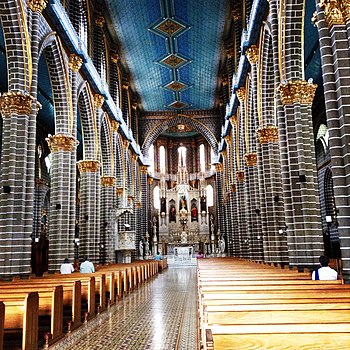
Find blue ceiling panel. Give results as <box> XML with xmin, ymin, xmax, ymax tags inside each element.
<box><xmin>105</xmin><ymin>0</ymin><xmax>229</xmax><ymax>111</ymax></box>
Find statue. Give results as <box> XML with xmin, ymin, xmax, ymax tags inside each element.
<box><xmin>179</xmin><ymin>195</ymin><xmax>187</xmax><ymax>210</ymax></box>
<box><xmin>200</xmin><ymin>196</ymin><xmax>207</xmax><ymax>212</ymax></box>
<box><xmin>139</xmin><ymin>239</ymin><xmax>144</xmax><ymax>257</ymax></box>
<box><xmin>218</xmin><ymin>230</ymin><xmax>225</xmax><ymax>254</ymax></box>
<box><xmin>160</xmin><ymin>197</ymin><xmax>166</xmax><ymax>213</ymax></box>
<box><xmin>191</xmin><ymin>203</ymin><xmax>198</xmax><ymax>221</ymax></box>
<box><xmin>169</xmin><ymin>205</ymin><xmax>176</xmax><ymax>222</ymax></box>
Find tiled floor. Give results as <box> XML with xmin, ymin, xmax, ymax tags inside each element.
<box><xmin>48</xmin><ymin>266</ymin><xmax>198</xmax><ymax>350</ymax></box>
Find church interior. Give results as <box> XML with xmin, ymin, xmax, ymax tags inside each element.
<box><xmin>0</xmin><ymin>0</ymin><xmax>350</xmax><ymax>349</ymax></box>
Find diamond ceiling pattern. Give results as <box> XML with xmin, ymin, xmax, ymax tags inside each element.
<box><xmin>105</xmin><ymin>0</ymin><xmax>228</xmax><ymax>111</ymax></box>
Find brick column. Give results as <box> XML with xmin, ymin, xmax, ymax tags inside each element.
<box><xmin>46</xmin><ymin>134</ymin><xmax>78</xmax><ymax>271</ymax></box>
<box><xmin>214</xmin><ymin>164</ymin><xmax>224</xmax><ymax>252</ymax></box>
<box><xmin>140</xmin><ymin>165</ymin><xmax>149</xmax><ymax>259</ymax></box>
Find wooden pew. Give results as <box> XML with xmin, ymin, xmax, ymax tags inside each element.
<box><xmin>0</xmin><ymin>301</ymin><xmax>3</xmax><ymax>350</ymax></box>
<box><xmin>0</xmin><ymin>286</ymin><xmax>63</xmax><ymax>347</ymax></box>
<box><xmin>1</xmin><ymin>292</ymin><xmax>39</xmax><ymax>350</ymax></box>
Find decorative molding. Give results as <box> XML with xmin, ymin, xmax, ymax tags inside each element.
<box><xmin>257</xmin><ymin>125</ymin><xmax>279</xmax><ymax>144</ymax></box>
<box><xmin>278</xmin><ymin>80</ymin><xmax>317</xmax><ymax>105</ymax></box>
<box><xmin>215</xmin><ymin>164</ymin><xmax>223</xmax><ymax>172</ymax></box>
<box><xmin>68</xmin><ymin>54</ymin><xmax>83</xmax><ymax>72</ymax></box>
<box><xmin>236</xmin><ymin>87</ymin><xmax>246</xmax><ymax>101</ymax></box>
<box><xmin>27</xmin><ymin>0</ymin><xmax>46</xmax><ymax>12</ymax></box>
<box><xmin>320</xmin><ymin>0</ymin><xmax>344</xmax><ymax>26</ymax></box>
<box><xmin>78</xmin><ymin>160</ymin><xmax>100</xmax><ymax>173</ymax></box>
<box><xmin>236</xmin><ymin>170</ymin><xmax>245</xmax><ymax>182</ymax></box>
<box><xmin>246</xmin><ymin>45</ymin><xmax>259</xmax><ymax>64</ymax></box>
<box><xmin>95</xmin><ymin>16</ymin><xmax>105</xmax><ymax>27</ymax></box>
<box><xmin>46</xmin><ymin>134</ymin><xmax>78</xmax><ymax>152</ymax></box>
<box><xmin>0</xmin><ymin>92</ymin><xmax>34</xmax><ymax>116</ymax></box>
<box><xmin>245</xmin><ymin>152</ymin><xmax>257</xmax><ymax>166</ymax></box>
<box><xmin>94</xmin><ymin>94</ymin><xmax>105</xmax><ymax>109</ymax></box>
<box><xmin>101</xmin><ymin>176</ymin><xmax>116</xmax><ymax>187</ymax></box>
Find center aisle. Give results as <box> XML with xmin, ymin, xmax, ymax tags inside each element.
<box><xmin>49</xmin><ymin>266</ymin><xmax>198</xmax><ymax>350</ymax></box>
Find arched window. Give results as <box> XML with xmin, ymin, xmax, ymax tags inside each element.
<box><xmin>206</xmin><ymin>184</ymin><xmax>214</xmax><ymax>207</ymax></box>
<box><xmin>159</xmin><ymin>145</ymin><xmax>166</xmax><ymax>173</ymax></box>
<box><xmin>200</xmin><ymin>144</ymin><xmax>205</xmax><ymax>173</ymax></box>
<box><xmin>178</xmin><ymin>146</ymin><xmax>187</xmax><ymax>167</ymax></box>
<box><xmin>316</xmin><ymin>124</ymin><xmax>329</xmax><ymax>153</ymax></box>
<box><xmin>153</xmin><ymin>186</ymin><xmax>160</xmax><ymax>209</ymax></box>
<box><xmin>148</xmin><ymin>144</ymin><xmax>154</xmax><ymax>174</ymax></box>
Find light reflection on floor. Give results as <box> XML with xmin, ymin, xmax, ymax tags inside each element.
<box><xmin>48</xmin><ymin>267</ymin><xmax>198</xmax><ymax>350</ymax></box>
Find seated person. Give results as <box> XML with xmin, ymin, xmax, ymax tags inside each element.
<box><xmin>80</xmin><ymin>256</ymin><xmax>95</xmax><ymax>273</ymax></box>
<box><xmin>196</xmin><ymin>251</ymin><xmax>205</xmax><ymax>259</ymax></box>
<box><xmin>312</xmin><ymin>255</ymin><xmax>338</xmax><ymax>280</ymax></box>
<box><xmin>60</xmin><ymin>258</ymin><xmax>74</xmax><ymax>274</ymax></box>
<box><xmin>154</xmin><ymin>251</ymin><xmax>162</xmax><ymax>260</ymax></box>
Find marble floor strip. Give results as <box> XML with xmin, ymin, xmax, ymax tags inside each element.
<box><xmin>48</xmin><ymin>266</ymin><xmax>198</xmax><ymax>350</ymax></box>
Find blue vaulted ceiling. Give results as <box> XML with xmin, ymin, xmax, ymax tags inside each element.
<box><xmin>105</xmin><ymin>0</ymin><xmax>229</xmax><ymax>111</ymax></box>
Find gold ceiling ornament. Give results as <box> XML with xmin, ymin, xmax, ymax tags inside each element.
<box><xmin>77</xmin><ymin>160</ymin><xmax>100</xmax><ymax>173</ymax></box>
<box><xmin>111</xmin><ymin>53</ymin><xmax>119</xmax><ymax>64</ymax></box>
<box><xmin>94</xmin><ymin>94</ymin><xmax>104</xmax><ymax>109</ymax></box>
<box><xmin>166</xmin><ymin>81</ymin><xmax>186</xmax><ymax>91</ymax></box>
<box><xmin>245</xmin><ymin>152</ymin><xmax>258</xmax><ymax>166</ymax></box>
<box><xmin>46</xmin><ymin>134</ymin><xmax>78</xmax><ymax>152</ymax></box>
<box><xmin>215</xmin><ymin>163</ymin><xmax>223</xmax><ymax>172</ymax></box>
<box><xmin>0</xmin><ymin>92</ymin><xmax>34</xmax><ymax>116</ymax></box>
<box><xmin>257</xmin><ymin>125</ymin><xmax>279</xmax><ymax>144</ymax></box>
<box><xmin>278</xmin><ymin>80</ymin><xmax>317</xmax><ymax>105</ymax></box>
<box><xmin>236</xmin><ymin>87</ymin><xmax>246</xmax><ymax>101</ymax></box>
<box><xmin>229</xmin><ymin>115</ymin><xmax>238</xmax><ymax>126</ymax></box>
<box><xmin>95</xmin><ymin>16</ymin><xmax>105</xmax><ymax>27</ymax></box>
<box><xmin>100</xmin><ymin>176</ymin><xmax>116</xmax><ymax>187</ymax></box>
<box><xmin>140</xmin><ymin>165</ymin><xmax>148</xmax><ymax>174</ymax></box>
<box><xmin>156</xmin><ymin>18</ymin><xmax>184</xmax><ymax>36</ymax></box>
<box><xmin>320</xmin><ymin>0</ymin><xmax>344</xmax><ymax>26</ymax></box>
<box><xmin>246</xmin><ymin>45</ymin><xmax>259</xmax><ymax>64</ymax></box>
<box><xmin>110</xmin><ymin>119</ymin><xmax>119</xmax><ymax>132</ymax></box>
<box><xmin>27</xmin><ymin>0</ymin><xmax>47</xmax><ymax>12</ymax></box>
<box><xmin>231</xmin><ymin>183</ymin><xmax>237</xmax><ymax>193</ymax></box>
<box><xmin>135</xmin><ymin>201</ymin><xmax>142</xmax><ymax>209</ymax></box>
<box><xmin>116</xmin><ymin>187</ymin><xmax>124</xmax><ymax>196</ymax></box>
<box><xmin>236</xmin><ymin>170</ymin><xmax>245</xmax><ymax>183</ymax></box>
<box><xmin>68</xmin><ymin>54</ymin><xmax>83</xmax><ymax>73</ymax></box>
<box><xmin>162</xmin><ymin>54</ymin><xmax>185</xmax><ymax>68</ymax></box>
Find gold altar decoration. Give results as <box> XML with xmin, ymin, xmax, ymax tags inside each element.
<box><xmin>236</xmin><ymin>170</ymin><xmax>245</xmax><ymax>182</ymax></box>
<box><xmin>101</xmin><ymin>176</ymin><xmax>116</xmax><ymax>187</ymax></box>
<box><xmin>28</xmin><ymin>0</ymin><xmax>47</xmax><ymax>12</ymax></box>
<box><xmin>245</xmin><ymin>153</ymin><xmax>257</xmax><ymax>166</ymax></box>
<box><xmin>0</xmin><ymin>92</ymin><xmax>34</xmax><ymax>116</ymax></box>
<box><xmin>68</xmin><ymin>54</ymin><xmax>83</xmax><ymax>72</ymax></box>
<box><xmin>257</xmin><ymin>125</ymin><xmax>279</xmax><ymax>144</ymax></box>
<box><xmin>278</xmin><ymin>80</ymin><xmax>317</xmax><ymax>105</ymax></box>
<box><xmin>246</xmin><ymin>45</ymin><xmax>259</xmax><ymax>64</ymax></box>
<box><xmin>46</xmin><ymin>134</ymin><xmax>78</xmax><ymax>152</ymax></box>
<box><xmin>78</xmin><ymin>160</ymin><xmax>99</xmax><ymax>173</ymax></box>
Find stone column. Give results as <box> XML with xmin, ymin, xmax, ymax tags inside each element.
<box><xmin>100</xmin><ymin>175</ymin><xmax>116</xmax><ymax>264</ymax></box>
<box><xmin>0</xmin><ymin>93</ymin><xmax>36</xmax><ymax>277</ymax></box>
<box><xmin>315</xmin><ymin>0</ymin><xmax>350</xmax><ymax>280</ymax></box>
<box><xmin>77</xmin><ymin>160</ymin><xmax>100</xmax><ymax>263</ymax></box>
<box><xmin>46</xmin><ymin>134</ymin><xmax>78</xmax><ymax>271</ymax></box>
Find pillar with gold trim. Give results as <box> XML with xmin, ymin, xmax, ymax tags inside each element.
<box><xmin>139</xmin><ymin>165</ymin><xmax>149</xmax><ymax>259</ymax></box>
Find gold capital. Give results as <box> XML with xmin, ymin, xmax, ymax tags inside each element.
<box><xmin>224</xmin><ymin>135</ymin><xmax>232</xmax><ymax>144</ymax></box>
<box><xmin>116</xmin><ymin>187</ymin><xmax>124</xmax><ymax>196</ymax></box>
<box><xmin>136</xmin><ymin>202</ymin><xmax>142</xmax><ymax>209</ymax></box>
<box><xmin>231</xmin><ymin>183</ymin><xmax>237</xmax><ymax>193</ymax></box>
<box><xmin>229</xmin><ymin>115</ymin><xmax>238</xmax><ymax>126</ymax></box>
<box><xmin>236</xmin><ymin>87</ymin><xmax>246</xmax><ymax>101</ymax></box>
<box><xmin>122</xmin><ymin>82</ymin><xmax>130</xmax><ymax>90</ymax></box>
<box><xmin>140</xmin><ymin>165</ymin><xmax>148</xmax><ymax>174</ymax></box>
<box><xmin>257</xmin><ymin>125</ymin><xmax>279</xmax><ymax>144</ymax></box>
<box><xmin>94</xmin><ymin>94</ymin><xmax>105</xmax><ymax>109</ymax></box>
<box><xmin>101</xmin><ymin>176</ymin><xmax>116</xmax><ymax>187</ymax></box>
<box><xmin>132</xmin><ymin>102</ymin><xmax>138</xmax><ymax>110</ymax></box>
<box><xmin>222</xmin><ymin>76</ymin><xmax>228</xmax><ymax>86</ymax></box>
<box><xmin>78</xmin><ymin>160</ymin><xmax>100</xmax><ymax>173</ymax></box>
<box><xmin>340</xmin><ymin>0</ymin><xmax>350</xmax><ymax>23</ymax></box>
<box><xmin>68</xmin><ymin>54</ymin><xmax>83</xmax><ymax>72</ymax></box>
<box><xmin>46</xmin><ymin>134</ymin><xmax>78</xmax><ymax>152</ymax></box>
<box><xmin>122</xmin><ymin>139</ymin><xmax>130</xmax><ymax>149</ymax></box>
<box><xmin>28</xmin><ymin>0</ymin><xmax>47</xmax><ymax>12</ymax></box>
<box><xmin>320</xmin><ymin>0</ymin><xmax>344</xmax><ymax>27</ymax></box>
<box><xmin>132</xmin><ymin>154</ymin><xmax>138</xmax><ymax>161</ymax></box>
<box><xmin>278</xmin><ymin>80</ymin><xmax>317</xmax><ymax>105</ymax></box>
<box><xmin>245</xmin><ymin>152</ymin><xmax>257</xmax><ymax>166</ymax></box>
<box><xmin>0</xmin><ymin>92</ymin><xmax>34</xmax><ymax>116</ymax></box>
<box><xmin>236</xmin><ymin>170</ymin><xmax>245</xmax><ymax>182</ymax></box>
<box><xmin>221</xmin><ymin>149</ymin><xmax>227</xmax><ymax>158</ymax></box>
<box><xmin>110</xmin><ymin>119</ymin><xmax>120</xmax><ymax>132</ymax></box>
<box><xmin>226</xmin><ymin>47</ymin><xmax>235</xmax><ymax>58</ymax></box>
<box><xmin>215</xmin><ymin>164</ymin><xmax>223</xmax><ymax>172</ymax></box>
<box><xmin>111</xmin><ymin>54</ymin><xmax>119</xmax><ymax>64</ymax></box>
<box><xmin>95</xmin><ymin>16</ymin><xmax>105</xmax><ymax>27</ymax></box>
<box><xmin>148</xmin><ymin>177</ymin><xmax>154</xmax><ymax>184</ymax></box>
<box><xmin>246</xmin><ymin>45</ymin><xmax>259</xmax><ymax>64</ymax></box>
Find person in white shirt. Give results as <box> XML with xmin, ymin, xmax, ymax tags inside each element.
<box><xmin>60</xmin><ymin>258</ymin><xmax>74</xmax><ymax>274</ymax></box>
<box><xmin>80</xmin><ymin>256</ymin><xmax>95</xmax><ymax>273</ymax></box>
<box><xmin>312</xmin><ymin>255</ymin><xmax>338</xmax><ymax>280</ymax></box>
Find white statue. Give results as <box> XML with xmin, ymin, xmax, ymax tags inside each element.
<box><xmin>218</xmin><ymin>230</ymin><xmax>225</xmax><ymax>254</ymax></box>
<box><xmin>139</xmin><ymin>240</ymin><xmax>144</xmax><ymax>257</ymax></box>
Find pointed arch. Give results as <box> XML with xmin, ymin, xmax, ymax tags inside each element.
<box><xmin>100</xmin><ymin>114</ymin><xmax>113</xmax><ymax>175</ymax></box>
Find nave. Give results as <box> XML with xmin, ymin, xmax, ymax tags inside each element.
<box><xmin>48</xmin><ymin>267</ymin><xmax>197</xmax><ymax>350</ymax></box>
